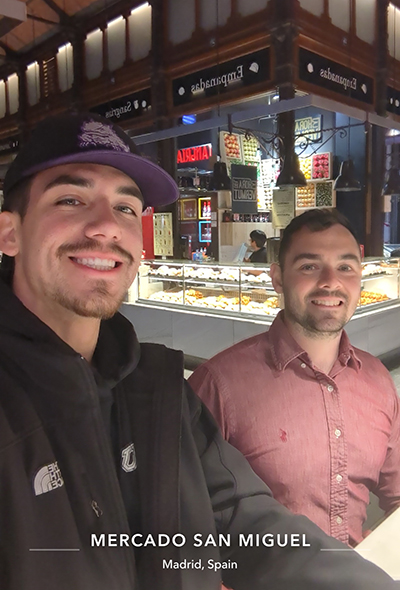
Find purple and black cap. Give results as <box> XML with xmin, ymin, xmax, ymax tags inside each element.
<box><xmin>3</xmin><ymin>112</ymin><xmax>179</xmax><ymax>208</ymax></box>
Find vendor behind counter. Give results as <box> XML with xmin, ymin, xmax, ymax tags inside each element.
<box><xmin>245</xmin><ymin>230</ymin><xmax>267</xmax><ymax>263</ymax></box>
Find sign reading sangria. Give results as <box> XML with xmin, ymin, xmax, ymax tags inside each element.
<box><xmin>177</xmin><ymin>143</ymin><xmax>212</xmax><ymax>164</ymax></box>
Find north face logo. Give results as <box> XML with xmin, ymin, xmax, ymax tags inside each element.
<box><xmin>33</xmin><ymin>462</ymin><xmax>64</xmax><ymax>496</ymax></box>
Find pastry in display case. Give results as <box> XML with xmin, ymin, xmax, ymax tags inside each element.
<box><xmin>358</xmin><ymin>258</ymin><xmax>399</xmax><ymax>309</ymax></box>
<box><xmin>132</xmin><ymin>258</ymin><xmax>400</xmax><ymax>320</ymax></box>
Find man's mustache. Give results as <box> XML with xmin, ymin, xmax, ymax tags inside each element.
<box><xmin>56</xmin><ymin>240</ymin><xmax>134</xmax><ymax>265</ymax></box>
<box><xmin>307</xmin><ymin>289</ymin><xmax>348</xmax><ymax>303</ymax></box>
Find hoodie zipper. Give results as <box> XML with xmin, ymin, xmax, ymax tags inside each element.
<box><xmin>76</xmin><ymin>355</ymin><xmax>137</xmax><ymax>588</ymax></box>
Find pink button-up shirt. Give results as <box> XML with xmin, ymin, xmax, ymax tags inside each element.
<box><xmin>189</xmin><ymin>312</ymin><xmax>400</xmax><ymax>546</ymax></box>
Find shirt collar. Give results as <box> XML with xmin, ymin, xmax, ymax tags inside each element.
<box><xmin>337</xmin><ymin>329</ymin><xmax>362</xmax><ymax>371</ymax></box>
<box><xmin>269</xmin><ymin>311</ymin><xmax>362</xmax><ymax>373</ymax></box>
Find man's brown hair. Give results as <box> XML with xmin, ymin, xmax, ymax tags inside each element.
<box><xmin>278</xmin><ymin>209</ymin><xmax>360</xmax><ymax>269</ymax></box>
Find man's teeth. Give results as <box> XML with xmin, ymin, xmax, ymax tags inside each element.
<box><xmin>74</xmin><ymin>257</ymin><xmax>117</xmax><ymax>270</ymax></box>
<box><xmin>312</xmin><ymin>300</ymin><xmax>341</xmax><ymax>307</ymax></box>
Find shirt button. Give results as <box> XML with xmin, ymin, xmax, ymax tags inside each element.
<box><xmin>326</xmin><ymin>384</ymin><xmax>334</xmax><ymax>393</ymax></box>
<box><xmin>335</xmin><ymin>429</ymin><xmax>342</xmax><ymax>438</ymax></box>
<box><xmin>300</xmin><ymin>363</ymin><xmax>306</xmax><ymax>369</ymax></box>
<box><xmin>336</xmin><ymin>516</ymin><xmax>343</xmax><ymax>524</ymax></box>
<box><xmin>336</xmin><ymin>474</ymin><xmax>343</xmax><ymax>483</ymax></box>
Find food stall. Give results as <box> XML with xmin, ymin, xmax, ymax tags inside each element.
<box><xmin>121</xmin><ymin>258</ymin><xmax>400</xmax><ymax>360</ymax></box>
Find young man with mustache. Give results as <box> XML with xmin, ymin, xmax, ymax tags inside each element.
<box><xmin>190</xmin><ymin>209</ymin><xmax>400</xmax><ymax>548</ymax></box>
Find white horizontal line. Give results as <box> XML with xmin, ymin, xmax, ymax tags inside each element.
<box><xmin>320</xmin><ymin>548</ymin><xmax>355</xmax><ymax>552</ymax></box>
<box><xmin>29</xmin><ymin>548</ymin><xmax>80</xmax><ymax>551</ymax></box>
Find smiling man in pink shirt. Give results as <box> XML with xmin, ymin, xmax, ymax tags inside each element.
<box><xmin>189</xmin><ymin>209</ymin><xmax>400</xmax><ymax>547</ymax></box>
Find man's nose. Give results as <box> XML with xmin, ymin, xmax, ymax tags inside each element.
<box><xmin>84</xmin><ymin>201</ymin><xmax>122</xmax><ymax>242</ymax></box>
<box><xmin>317</xmin><ymin>266</ymin><xmax>341</xmax><ymax>290</ymax></box>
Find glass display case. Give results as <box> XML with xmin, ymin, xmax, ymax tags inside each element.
<box><xmin>132</xmin><ymin>258</ymin><xmax>400</xmax><ymax>321</ymax></box>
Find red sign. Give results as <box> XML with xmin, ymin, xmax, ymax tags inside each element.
<box><xmin>177</xmin><ymin>143</ymin><xmax>212</xmax><ymax>164</ymax></box>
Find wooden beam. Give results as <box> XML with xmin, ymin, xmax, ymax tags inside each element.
<box><xmin>40</xmin><ymin>0</ymin><xmax>69</xmax><ymax>22</ymax></box>
<box><xmin>0</xmin><ymin>39</ymin><xmax>19</xmax><ymax>58</ymax></box>
<box><xmin>27</xmin><ymin>13</ymin><xmax>59</xmax><ymax>26</ymax></box>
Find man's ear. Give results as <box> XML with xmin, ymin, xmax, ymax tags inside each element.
<box><xmin>0</xmin><ymin>211</ymin><xmax>21</xmax><ymax>257</ymax></box>
<box><xmin>269</xmin><ymin>262</ymin><xmax>283</xmax><ymax>294</ymax></box>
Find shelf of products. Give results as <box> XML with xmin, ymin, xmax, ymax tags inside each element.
<box><xmin>296</xmin><ymin>181</ymin><xmax>335</xmax><ymax>210</ymax></box>
<box><xmin>299</xmin><ymin>156</ymin><xmax>312</xmax><ymax>180</ymax></box>
<box><xmin>312</xmin><ymin>152</ymin><xmax>331</xmax><ymax>179</ymax></box>
<box><xmin>242</xmin><ymin>135</ymin><xmax>259</xmax><ymax>162</ymax></box>
<box><xmin>221</xmin><ymin>131</ymin><xmax>243</xmax><ymax>162</ymax></box>
<box><xmin>133</xmin><ymin>259</ymin><xmax>400</xmax><ymax>321</ymax></box>
<box><xmin>219</xmin><ymin>131</ymin><xmax>334</xmax><ymax>214</ymax></box>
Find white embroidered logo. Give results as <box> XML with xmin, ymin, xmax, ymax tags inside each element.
<box><xmin>33</xmin><ymin>462</ymin><xmax>64</xmax><ymax>496</ymax></box>
<box><xmin>78</xmin><ymin>120</ymin><xmax>130</xmax><ymax>153</ymax></box>
<box><xmin>121</xmin><ymin>443</ymin><xmax>137</xmax><ymax>473</ymax></box>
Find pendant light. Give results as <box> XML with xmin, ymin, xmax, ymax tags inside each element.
<box><xmin>276</xmin><ymin>149</ymin><xmax>307</xmax><ymax>188</ymax></box>
<box><xmin>334</xmin><ymin>159</ymin><xmax>361</xmax><ymax>192</ymax></box>
<box><xmin>334</xmin><ymin>118</ymin><xmax>361</xmax><ymax>192</ymax></box>
<box><xmin>383</xmin><ymin>168</ymin><xmax>400</xmax><ymax>196</ymax></box>
<box><xmin>213</xmin><ymin>156</ymin><xmax>231</xmax><ymax>190</ymax></box>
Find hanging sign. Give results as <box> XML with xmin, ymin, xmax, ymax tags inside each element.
<box><xmin>272</xmin><ymin>188</ymin><xmax>295</xmax><ymax>230</ymax></box>
<box><xmin>90</xmin><ymin>88</ymin><xmax>151</xmax><ymax>123</ymax></box>
<box><xmin>153</xmin><ymin>213</ymin><xmax>173</xmax><ymax>257</ymax></box>
<box><xmin>231</xmin><ymin>164</ymin><xmax>258</xmax><ymax>214</ymax></box>
<box><xmin>173</xmin><ymin>48</ymin><xmax>270</xmax><ymax>106</ymax></box>
<box><xmin>295</xmin><ymin>115</ymin><xmax>322</xmax><ymax>146</ymax></box>
<box><xmin>298</xmin><ymin>48</ymin><xmax>373</xmax><ymax>105</ymax></box>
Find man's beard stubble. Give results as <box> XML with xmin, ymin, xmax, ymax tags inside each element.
<box><xmin>52</xmin><ymin>238</ymin><xmax>135</xmax><ymax>319</ymax></box>
<box><xmin>51</xmin><ymin>280</ymin><xmax>127</xmax><ymax>319</ymax></box>
<box><xmin>283</xmin><ymin>289</ymin><xmax>352</xmax><ymax>340</ymax></box>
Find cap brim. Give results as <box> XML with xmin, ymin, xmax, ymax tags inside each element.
<box><xmin>24</xmin><ymin>151</ymin><xmax>179</xmax><ymax>208</ymax></box>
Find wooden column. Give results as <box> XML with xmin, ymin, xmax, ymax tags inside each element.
<box><xmin>349</xmin><ymin>0</ymin><xmax>356</xmax><ymax>38</ymax></box>
<box><xmin>16</xmin><ymin>64</ymin><xmax>29</xmax><ymax>144</ymax></box>
<box><xmin>195</xmin><ymin>0</ymin><xmax>201</xmax><ymax>31</ymax></box>
<box><xmin>365</xmin><ymin>0</ymin><xmax>389</xmax><ymax>256</ymax></box>
<box><xmin>123</xmin><ymin>12</ymin><xmax>132</xmax><ymax>66</ymax></box>
<box><xmin>71</xmin><ymin>29</ymin><xmax>85</xmax><ymax>110</ymax></box>
<box><xmin>271</xmin><ymin>0</ymin><xmax>298</xmax><ymax>161</ymax></box>
<box><xmin>150</xmin><ymin>0</ymin><xmax>179</xmax><ymax>258</ymax></box>
<box><xmin>101</xmin><ymin>25</ymin><xmax>109</xmax><ymax>76</ymax></box>
<box><xmin>4</xmin><ymin>76</ymin><xmax>10</xmax><ymax>117</ymax></box>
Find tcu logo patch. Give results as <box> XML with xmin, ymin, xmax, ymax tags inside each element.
<box><xmin>121</xmin><ymin>443</ymin><xmax>137</xmax><ymax>473</ymax></box>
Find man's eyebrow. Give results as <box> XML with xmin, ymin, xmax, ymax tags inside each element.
<box><xmin>116</xmin><ymin>185</ymin><xmax>144</xmax><ymax>204</ymax></box>
<box><xmin>44</xmin><ymin>175</ymin><xmax>93</xmax><ymax>192</ymax></box>
<box><xmin>338</xmin><ymin>253</ymin><xmax>361</xmax><ymax>263</ymax></box>
<box><xmin>292</xmin><ymin>253</ymin><xmax>361</xmax><ymax>264</ymax></box>
<box><xmin>43</xmin><ymin>174</ymin><xmax>144</xmax><ymax>204</ymax></box>
<box><xmin>292</xmin><ymin>253</ymin><xmax>321</xmax><ymax>264</ymax></box>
